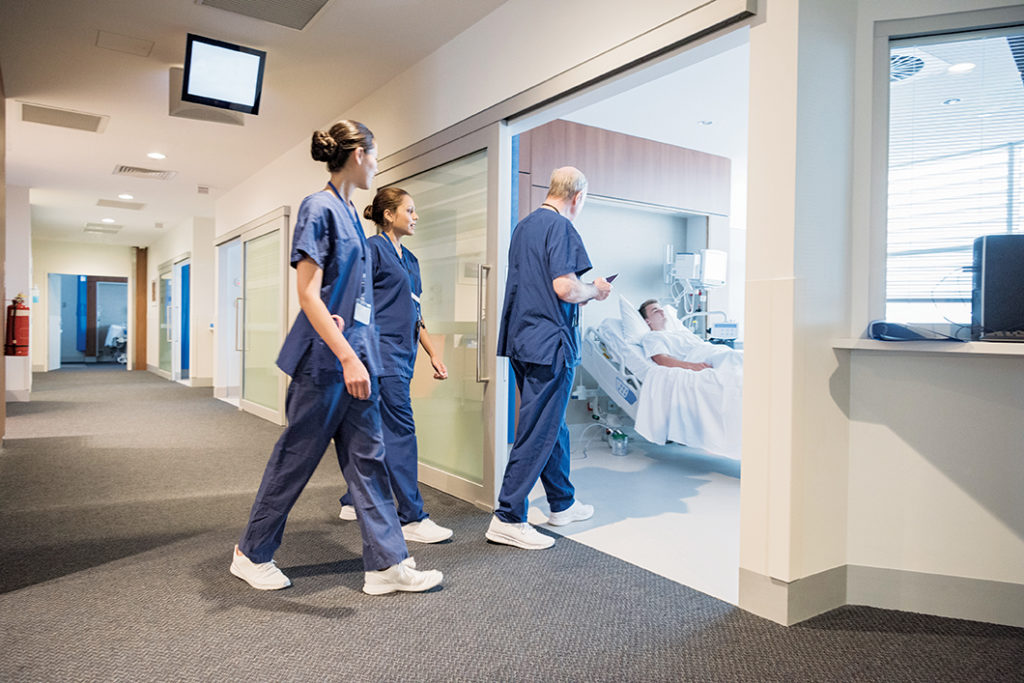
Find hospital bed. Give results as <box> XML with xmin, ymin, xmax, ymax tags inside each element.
<box><xmin>580</xmin><ymin>297</ymin><xmax>743</xmax><ymax>458</ymax></box>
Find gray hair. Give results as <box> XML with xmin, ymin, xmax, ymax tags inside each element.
<box><xmin>547</xmin><ymin>166</ymin><xmax>587</xmax><ymax>200</ymax></box>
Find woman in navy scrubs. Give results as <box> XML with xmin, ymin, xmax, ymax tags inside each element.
<box><xmin>338</xmin><ymin>188</ymin><xmax>453</xmax><ymax>544</ymax></box>
<box><xmin>230</xmin><ymin>120</ymin><xmax>443</xmax><ymax>595</ymax></box>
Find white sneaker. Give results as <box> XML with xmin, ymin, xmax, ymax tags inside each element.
<box><xmin>485</xmin><ymin>515</ymin><xmax>554</xmax><ymax>550</ymax></box>
<box><xmin>362</xmin><ymin>561</ymin><xmax>443</xmax><ymax>595</ymax></box>
<box><xmin>339</xmin><ymin>505</ymin><xmax>357</xmax><ymax>521</ymax></box>
<box><xmin>230</xmin><ymin>546</ymin><xmax>291</xmax><ymax>590</ymax></box>
<box><xmin>546</xmin><ymin>501</ymin><xmax>594</xmax><ymax>527</ymax></box>
<box><xmin>402</xmin><ymin>518</ymin><xmax>453</xmax><ymax>544</ymax></box>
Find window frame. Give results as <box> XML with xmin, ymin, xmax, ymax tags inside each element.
<box><xmin>869</xmin><ymin>4</ymin><xmax>1024</xmax><ymax>334</ymax></box>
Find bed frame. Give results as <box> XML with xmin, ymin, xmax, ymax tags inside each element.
<box><xmin>580</xmin><ymin>327</ymin><xmax>642</xmax><ymax>421</ymax></box>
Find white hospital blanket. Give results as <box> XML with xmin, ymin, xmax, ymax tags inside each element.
<box><xmin>634</xmin><ymin>347</ymin><xmax>743</xmax><ymax>458</ymax></box>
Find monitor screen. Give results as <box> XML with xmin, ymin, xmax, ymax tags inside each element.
<box><xmin>181</xmin><ymin>34</ymin><xmax>266</xmax><ymax>115</ymax></box>
<box><xmin>700</xmin><ymin>249</ymin><xmax>727</xmax><ymax>287</ymax></box>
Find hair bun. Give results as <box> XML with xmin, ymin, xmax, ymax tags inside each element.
<box><xmin>311</xmin><ymin>130</ymin><xmax>338</xmax><ymax>162</ymax></box>
<box><xmin>363</xmin><ymin>205</ymin><xmax>374</xmax><ymax>220</ymax></box>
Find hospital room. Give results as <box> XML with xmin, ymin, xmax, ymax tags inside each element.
<box><xmin>518</xmin><ymin>31</ymin><xmax>749</xmax><ymax>604</ymax></box>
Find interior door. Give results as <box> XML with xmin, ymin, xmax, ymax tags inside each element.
<box><xmin>373</xmin><ymin>123</ymin><xmax>510</xmax><ymax>510</ymax></box>
<box><xmin>46</xmin><ymin>273</ymin><xmax>61</xmax><ymax>371</ymax></box>
<box><xmin>158</xmin><ymin>270</ymin><xmax>172</xmax><ymax>374</ymax></box>
<box><xmin>215</xmin><ymin>238</ymin><xmax>243</xmax><ymax>405</ymax></box>
<box><xmin>239</xmin><ymin>212</ymin><xmax>289</xmax><ymax>425</ymax></box>
<box><xmin>171</xmin><ymin>259</ymin><xmax>190</xmax><ymax>382</ymax></box>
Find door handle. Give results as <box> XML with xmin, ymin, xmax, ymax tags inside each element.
<box><xmin>234</xmin><ymin>297</ymin><xmax>244</xmax><ymax>352</ymax></box>
<box><xmin>166</xmin><ymin>306</ymin><xmax>172</xmax><ymax>342</ymax></box>
<box><xmin>476</xmin><ymin>263</ymin><xmax>490</xmax><ymax>383</ymax></box>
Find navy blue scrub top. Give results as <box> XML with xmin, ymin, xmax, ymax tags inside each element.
<box><xmin>368</xmin><ymin>234</ymin><xmax>422</xmax><ymax>379</ymax></box>
<box><xmin>497</xmin><ymin>208</ymin><xmax>592</xmax><ymax>367</ymax></box>
<box><xmin>276</xmin><ymin>190</ymin><xmax>381</xmax><ymax>385</ymax></box>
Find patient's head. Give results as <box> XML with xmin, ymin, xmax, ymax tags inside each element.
<box><xmin>639</xmin><ymin>299</ymin><xmax>667</xmax><ymax>331</ymax></box>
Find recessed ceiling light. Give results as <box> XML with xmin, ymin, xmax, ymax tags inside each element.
<box><xmin>147</xmin><ymin>152</ymin><xmax>166</xmax><ymax>160</ymax></box>
<box><xmin>948</xmin><ymin>62</ymin><xmax>976</xmax><ymax>74</ymax></box>
<box><xmin>942</xmin><ymin>98</ymin><xmax>962</xmax><ymax>105</ymax></box>
<box><xmin>118</xmin><ymin>193</ymin><xmax>134</xmax><ymax>200</ymax></box>
<box><xmin>101</xmin><ymin>217</ymin><xmax>116</xmax><ymax>223</ymax></box>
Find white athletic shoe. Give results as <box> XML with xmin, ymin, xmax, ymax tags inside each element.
<box><xmin>485</xmin><ymin>515</ymin><xmax>554</xmax><ymax>550</ymax></box>
<box><xmin>362</xmin><ymin>561</ymin><xmax>443</xmax><ymax>595</ymax></box>
<box><xmin>230</xmin><ymin>546</ymin><xmax>291</xmax><ymax>590</ymax></box>
<box><xmin>546</xmin><ymin>501</ymin><xmax>594</xmax><ymax>527</ymax></box>
<box><xmin>339</xmin><ymin>505</ymin><xmax>357</xmax><ymax>521</ymax></box>
<box><xmin>402</xmin><ymin>518</ymin><xmax>454</xmax><ymax>544</ymax></box>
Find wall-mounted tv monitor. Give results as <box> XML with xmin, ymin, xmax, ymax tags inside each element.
<box><xmin>181</xmin><ymin>33</ymin><xmax>266</xmax><ymax>115</ymax></box>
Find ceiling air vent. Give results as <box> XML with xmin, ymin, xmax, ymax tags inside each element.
<box><xmin>890</xmin><ymin>54</ymin><xmax>924</xmax><ymax>82</ymax></box>
<box><xmin>84</xmin><ymin>223</ymin><xmax>123</xmax><ymax>234</ymax></box>
<box><xmin>196</xmin><ymin>0</ymin><xmax>330</xmax><ymax>30</ymax></box>
<box><xmin>113</xmin><ymin>165</ymin><xmax>177</xmax><ymax>181</ymax></box>
<box><xmin>22</xmin><ymin>102</ymin><xmax>109</xmax><ymax>132</ymax></box>
<box><xmin>97</xmin><ymin>199</ymin><xmax>145</xmax><ymax>210</ymax></box>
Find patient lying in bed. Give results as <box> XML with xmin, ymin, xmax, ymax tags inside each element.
<box><xmin>615</xmin><ymin>296</ymin><xmax>742</xmax><ymax>457</ymax></box>
<box><xmin>638</xmin><ymin>299</ymin><xmax>712</xmax><ymax>372</ymax></box>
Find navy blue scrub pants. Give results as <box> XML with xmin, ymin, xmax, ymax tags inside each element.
<box><xmin>340</xmin><ymin>374</ymin><xmax>427</xmax><ymax>525</ymax></box>
<box><xmin>238</xmin><ymin>369</ymin><xmax>408</xmax><ymax>572</ymax></box>
<box><xmin>495</xmin><ymin>359</ymin><xmax>576</xmax><ymax>523</ymax></box>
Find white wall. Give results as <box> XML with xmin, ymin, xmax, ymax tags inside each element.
<box><xmin>31</xmin><ymin>239</ymin><xmax>133</xmax><ymax>371</ymax></box>
<box><xmin>841</xmin><ymin>0</ymin><xmax>1024</xmax><ymax>611</ymax></box>
<box><xmin>5</xmin><ymin>185</ymin><xmax>31</xmax><ymax>398</ymax></box>
<box><xmin>741</xmin><ymin>0</ymin><xmax>1024</xmax><ymax>626</ymax></box>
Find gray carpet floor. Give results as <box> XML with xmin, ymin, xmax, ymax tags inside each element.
<box><xmin>1</xmin><ymin>366</ymin><xmax>1022</xmax><ymax>682</ymax></box>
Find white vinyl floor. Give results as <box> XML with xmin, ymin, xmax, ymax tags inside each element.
<box><xmin>526</xmin><ymin>421</ymin><xmax>741</xmax><ymax>605</ymax></box>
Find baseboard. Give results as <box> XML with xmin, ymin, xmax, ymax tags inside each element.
<box><xmin>148</xmin><ymin>365</ymin><xmax>172</xmax><ymax>380</ymax></box>
<box><xmin>847</xmin><ymin>565</ymin><xmax>1024</xmax><ymax>629</ymax></box>
<box><xmin>5</xmin><ymin>389</ymin><xmax>30</xmax><ymax>402</ymax></box>
<box><xmin>189</xmin><ymin>376</ymin><xmax>213</xmax><ymax>388</ymax></box>
<box><xmin>740</xmin><ymin>564</ymin><xmax>1024</xmax><ymax>628</ymax></box>
<box><xmin>739</xmin><ymin>566</ymin><xmax>847</xmax><ymax>625</ymax></box>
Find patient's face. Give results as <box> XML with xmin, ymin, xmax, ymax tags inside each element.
<box><xmin>643</xmin><ymin>303</ymin><xmax>667</xmax><ymax>331</ymax></box>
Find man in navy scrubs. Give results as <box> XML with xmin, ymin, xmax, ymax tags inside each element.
<box><xmin>487</xmin><ymin>167</ymin><xmax>612</xmax><ymax>550</ymax></box>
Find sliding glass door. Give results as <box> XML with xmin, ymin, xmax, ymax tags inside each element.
<box><xmin>374</xmin><ymin>124</ymin><xmax>510</xmax><ymax>509</ymax></box>
<box><xmin>215</xmin><ymin>207</ymin><xmax>289</xmax><ymax>425</ymax></box>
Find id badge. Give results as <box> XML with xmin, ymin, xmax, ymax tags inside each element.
<box><xmin>354</xmin><ymin>300</ymin><xmax>371</xmax><ymax>325</ymax></box>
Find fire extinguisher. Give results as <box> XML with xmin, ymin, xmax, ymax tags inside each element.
<box><xmin>5</xmin><ymin>293</ymin><xmax>30</xmax><ymax>356</ymax></box>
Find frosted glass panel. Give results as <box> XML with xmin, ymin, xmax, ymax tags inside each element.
<box><xmin>398</xmin><ymin>150</ymin><xmax>487</xmax><ymax>485</ymax></box>
<box><xmin>243</xmin><ymin>230</ymin><xmax>282</xmax><ymax>410</ymax></box>
<box><xmin>158</xmin><ymin>272</ymin><xmax>172</xmax><ymax>372</ymax></box>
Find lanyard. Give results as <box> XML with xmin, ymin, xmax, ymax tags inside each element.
<box><xmin>326</xmin><ymin>181</ymin><xmax>371</xmax><ymax>318</ymax></box>
<box><xmin>326</xmin><ymin>181</ymin><xmax>362</xmax><ymax>236</ymax></box>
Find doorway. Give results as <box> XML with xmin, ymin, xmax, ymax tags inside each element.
<box><xmin>213</xmin><ymin>207</ymin><xmax>289</xmax><ymax>425</ymax></box>
<box><xmin>46</xmin><ymin>273</ymin><xmax>129</xmax><ymax>369</ymax></box>
<box><xmin>508</xmin><ymin>30</ymin><xmax>749</xmax><ymax>604</ymax></box>
<box><xmin>157</xmin><ymin>258</ymin><xmax>191</xmax><ymax>384</ymax></box>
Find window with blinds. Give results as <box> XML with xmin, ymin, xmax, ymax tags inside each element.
<box><xmin>887</xmin><ymin>26</ymin><xmax>1024</xmax><ymax>329</ymax></box>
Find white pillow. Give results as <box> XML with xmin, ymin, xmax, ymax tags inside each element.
<box><xmin>618</xmin><ymin>295</ymin><xmax>650</xmax><ymax>345</ymax></box>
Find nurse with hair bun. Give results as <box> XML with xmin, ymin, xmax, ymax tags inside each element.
<box><xmin>230</xmin><ymin>120</ymin><xmax>444</xmax><ymax>596</ymax></box>
<box><xmin>338</xmin><ymin>187</ymin><xmax>453</xmax><ymax>545</ymax></box>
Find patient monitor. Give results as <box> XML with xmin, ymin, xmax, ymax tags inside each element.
<box><xmin>669</xmin><ymin>249</ymin><xmax>734</xmax><ymax>341</ymax></box>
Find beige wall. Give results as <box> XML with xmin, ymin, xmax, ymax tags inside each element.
<box><xmin>5</xmin><ymin>185</ymin><xmax>31</xmax><ymax>398</ymax></box>
<box><xmin>30</xmin><ymin>240</ymin><xmax>133</xmax><ymax>372</ymax></box>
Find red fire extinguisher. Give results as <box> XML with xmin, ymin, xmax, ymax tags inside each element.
<box><xmin>5</xmin><ymin>293</ymin><xmax>30</xmax><ymax>356</ymax></box>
